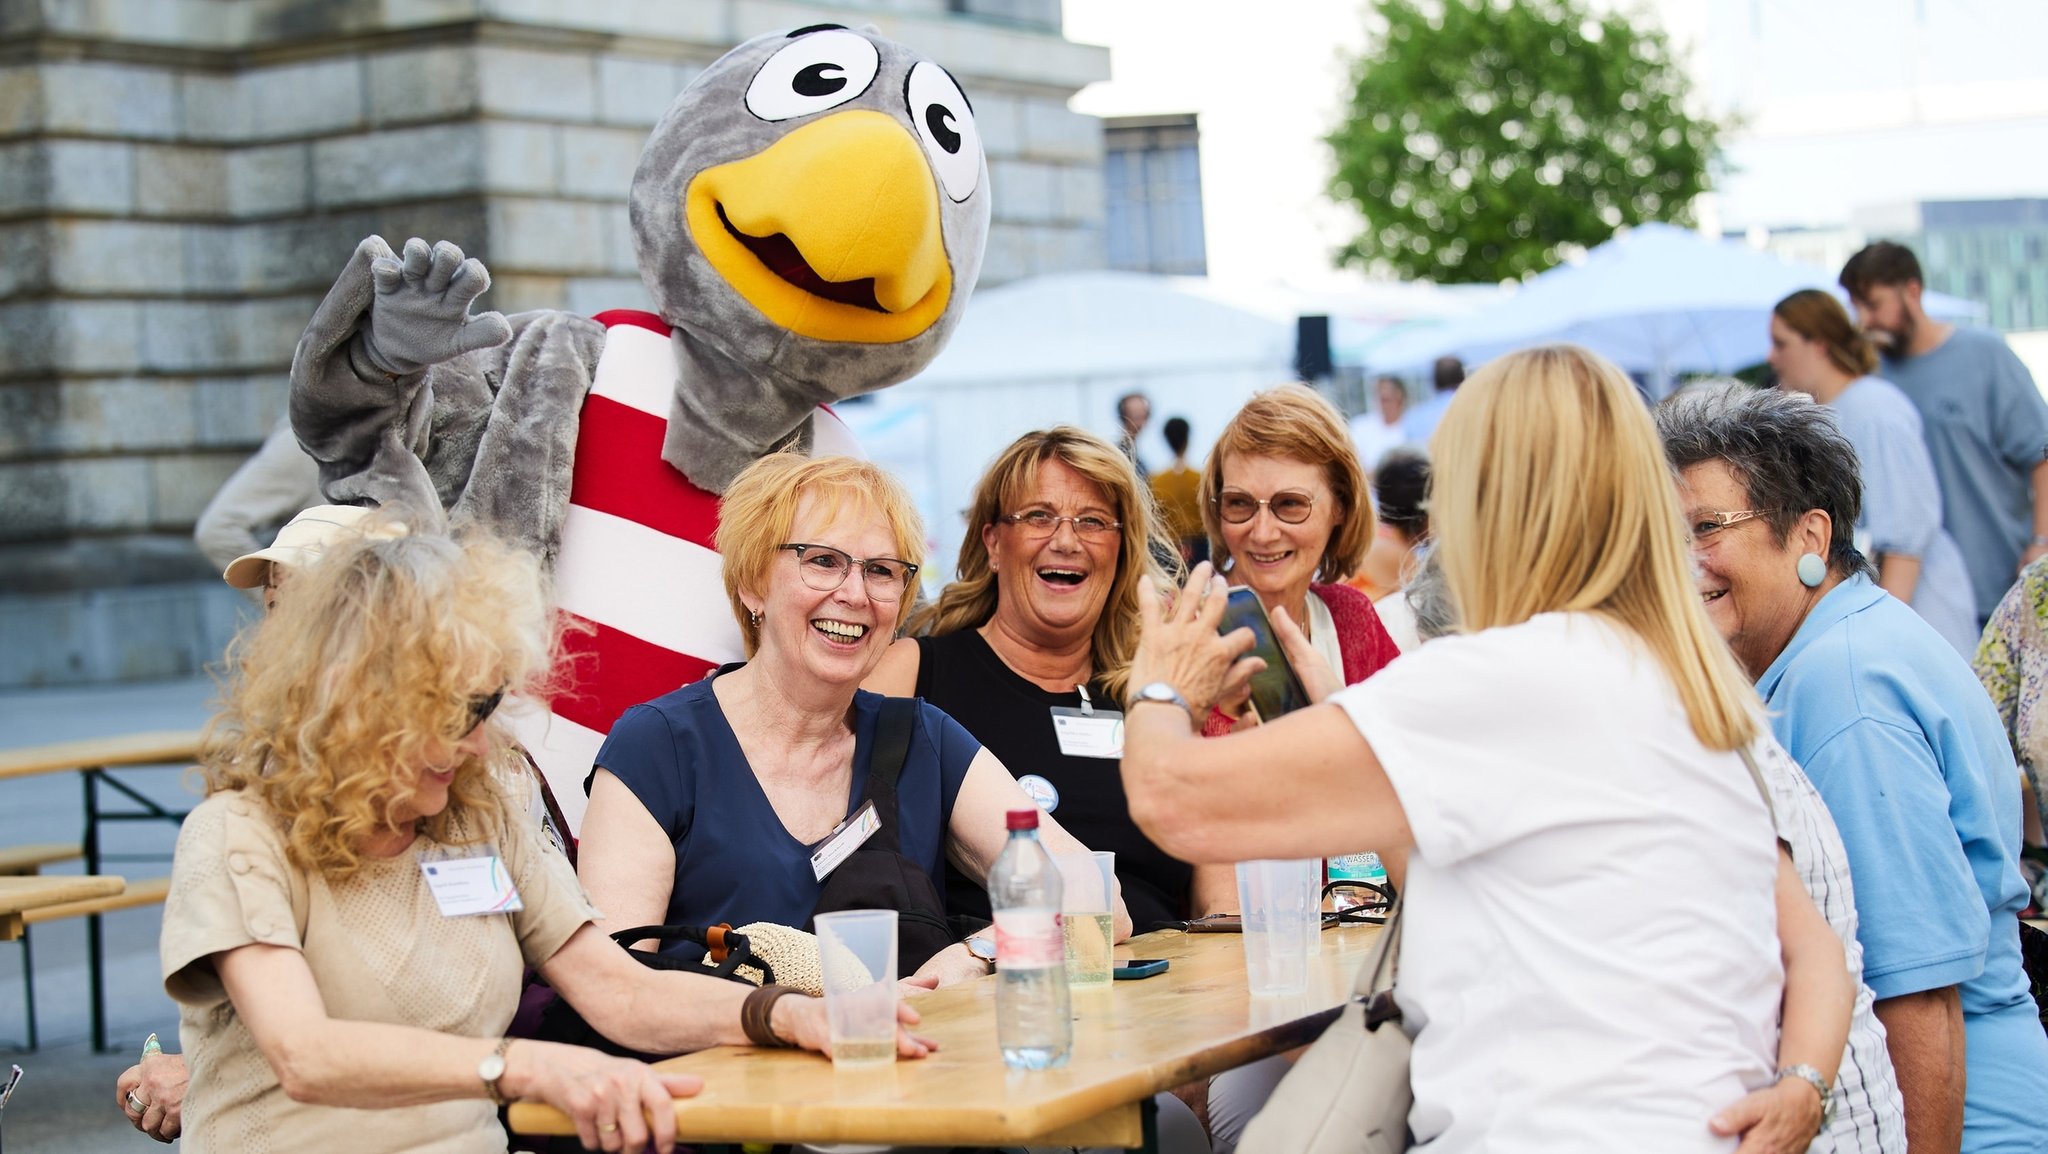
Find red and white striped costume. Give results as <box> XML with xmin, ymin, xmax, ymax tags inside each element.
<box><xmin>503</xmin><ymin>310</ymin><xmax>859</xmax><ymax>834</ymax></box>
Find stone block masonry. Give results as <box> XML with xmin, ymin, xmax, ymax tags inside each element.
<box><xmin>0</xmin><ymin>0</ymin><xmax>1108</xmax><ymax>688</ymax></box>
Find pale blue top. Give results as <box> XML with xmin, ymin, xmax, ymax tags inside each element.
<box><xmin>1757</xmin><ymin>574</ymin><xmax>2048</xmax><ymax>1153</ymax></box>
<box><xmin>1827</xmin><ymin>375</ymin><xmax>1978</xmax><ymax>655</ymax></box>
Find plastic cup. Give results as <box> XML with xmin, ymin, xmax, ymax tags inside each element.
<box><xmin>1237</xmin><ymin>859</ymin><xmax>1315</xmax><ymax>996</ymax></box>
<box><xmin>813</xmin><ymin>909</ymin><xmax>898</xmax><ymax>1067</ymax></box>
<box><xmin>1057</xmin><ymin>851</ymin><xmax>1117</xmax><ymax>988</ymax></box>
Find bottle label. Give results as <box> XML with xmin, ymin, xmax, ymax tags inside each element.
<box><xmin>993</xmin><ymin>907</ymin><xmax>1064</xmax><ymax>969</ymax></box>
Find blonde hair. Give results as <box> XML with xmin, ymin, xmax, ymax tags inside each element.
<box><xmin>202</xmin><ymin>523</ymin><xmax>558</xmax><ymax>879</ymax></box>
<box><xmin>1200</xmin><ymin>384</ymin><xmax>1374</xmax><ymax>581</ymax></box>
<box><xmin>1430</xmin><ymin>346</ymin><xmax>1760</xmax><ymax>751</ymax></box>
<box><xmin>717</xmin><ymin>453</ymin><xmax>927</xmax><ymax>657</ymax></box>
<box><xmin>905</xmin><ymin>427</ymin><xmax>1179</xmax><ymax>702</ymax></box>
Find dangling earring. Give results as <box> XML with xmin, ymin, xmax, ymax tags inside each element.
<box><xmin>1796</xmin><ymin>552</ymin><xmax>1826</xmax><ymax>588</ymax></box>
<box><xmin>748</xmin><ymin>609</ymin><xmax>762</xmax><ymax>628</ymax></box>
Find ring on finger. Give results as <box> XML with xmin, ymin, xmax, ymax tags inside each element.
<box><xmin>127</xmin><ymin>1090</ymin><xmax>147</xmax><ymax>1113</ymax></box>
<box><xmin>598</xmin><ymin>1121</ymin><xmax>619</xmax><ymax>1133</ymax></box>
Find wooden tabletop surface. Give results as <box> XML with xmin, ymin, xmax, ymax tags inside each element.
<box><xmin>0</xmin><ymin>875</ymin><xmax>126</xmax><ymax>940</ymax></box>
<box><xmin>0</xmin><ymin>730</ymin><xmax>203</xmax><ymax>781</ymax></box>
<box><xmin>509</xmin><ymin>921</ymin><xmax>1382</xmax><ymax>1147</ymax></box>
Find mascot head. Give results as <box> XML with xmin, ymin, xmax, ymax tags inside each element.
<box><xmin>630</xmin><ymin>25</ymin><xmax>991</xmax><ymax>410</ymax></box>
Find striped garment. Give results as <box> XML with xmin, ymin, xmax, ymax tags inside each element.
<box><xmin>502</xmin><ymin>310</ymin><xmax>860</xmax><ymax>835</ymax></box>
<box><xmin>1752</xmin><ymin>734</ymin><xmax>1907</xmax><ymax>1154</ymax></box>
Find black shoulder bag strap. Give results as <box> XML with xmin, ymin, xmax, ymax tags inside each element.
<box><xmin>863</xmin><ymin>697</ymin><xmax>918</xmax><ymax>852</ymax></box>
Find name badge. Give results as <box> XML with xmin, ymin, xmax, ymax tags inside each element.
<box><xmin>420</xmin><ymin>852</ymin><xmax>524</xmax><ymax>917</ymax></box>
<box><xmin>811</xmin><ymin>798</ymin><xmax>881</xmax><ymax>882</ymax></box>
<box><xmin>1050</xmin><ymin>707</ymin><xmax>1125</xmax><ymax>759</ymax></box>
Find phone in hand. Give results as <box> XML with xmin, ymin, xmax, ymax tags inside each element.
<box><xmin>1215</xmin><ymin>587</ymin><xmax>1311</xmax><ymax>722</ymax></box>
<box><xmin>1113</xmin><ymin>958</ymin><xmax>1170</xmax><ymax>979</ymax></box>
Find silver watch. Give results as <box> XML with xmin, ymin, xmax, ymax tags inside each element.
<box><xmin>1776</xmin><ymin>1063</ymin><xmax>1833</xmax><ymax>1133</ymax></box>
<box><xmin>963</xmin><ymin>933</ymin><xmax>996</xmax><ymax>968</ymax></box>
<box><xmin>1132</xmin><ymin>681</ymin><xmax>1191</xmax><ymax>714</ymax></box>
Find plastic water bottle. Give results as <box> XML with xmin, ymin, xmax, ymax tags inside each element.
<box><xmin>1326</xmin><ymin>852</ymin><xmax>1388</xmax><ymax>912</ymax></box>
<box><xmin>989</xmin><ymin>808</ymin><xmax>1071</xmax><ymax>1069</ymax></box>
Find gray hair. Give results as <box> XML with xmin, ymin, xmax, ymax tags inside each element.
<box><xmin>1405</xmin><ymin>546</ymin><xmax>1459</xmax><ymax>643</ymax></box>
<box><xmin>1653</xmin><ymin>381</ymin><xmax>1872</xmax><ymax>580</ymax></box>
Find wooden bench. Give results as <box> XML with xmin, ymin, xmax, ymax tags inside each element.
<box><xmin>1</xmin><ymin>729</ymin><xmax>199</xmax><ymax>1050</ymax></box>
<box><xmin>22</xmin><ymin>876</ymin><xmax>170</xmax><ymax>926</ymax></box>
<box><xmin>0</xmin><ymin>843</ymin><xmax>82</xmax><ymax>876</ymax></box>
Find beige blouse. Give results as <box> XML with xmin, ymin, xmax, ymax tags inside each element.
<box><xmin>162</xmin><ymin>781</ymin><xmax>595</xmax><ymax>1154</ymax></box>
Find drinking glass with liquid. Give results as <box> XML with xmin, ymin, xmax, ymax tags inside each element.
<box><xmin>1058</xmin><ymin>850</ymin><xmax>1116</xmax><ymax>988</ymax></box>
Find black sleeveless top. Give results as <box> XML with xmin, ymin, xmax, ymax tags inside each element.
<box><xmin>914</xmin><ymin>630</ymin><xmax>1194</xmax><ymax>932</ymax></box>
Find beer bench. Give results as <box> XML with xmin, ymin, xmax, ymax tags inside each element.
<box><xmin>0</xmin><ymin>731</ymin><xmax>199</xmax><ymax>1051</ymax></box>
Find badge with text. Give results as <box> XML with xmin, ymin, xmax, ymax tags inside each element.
<box><xmin>1050</xmin><ymin>706</ymin><xmax>1125</xmax><ymax>759</ymax></box>
<box><xmin>420</xmin><ymin>851</ymin><xmax>523</xmax><ymax>917</ymax></box>
<box><xmin>810</xmin><ymin>798</ymin><xmax>882</xmax><ymax>882</ymax></box>
<box><xmin>1017</xmin><ymin>773</ymin><xmax>1061</xmax><ymax>812</ymax></box>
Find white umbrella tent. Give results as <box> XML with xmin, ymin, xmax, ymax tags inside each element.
<box><xmin>1364</xmin><ymin>223</ymin><xmax>1985</xmax><ymax>393</ymax></box>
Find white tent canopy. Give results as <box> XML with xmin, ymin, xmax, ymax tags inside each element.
<box><xmin>1364</xmin><ymin>223</ymin><xmax>1986</xmax><ymax>389</ymax></box>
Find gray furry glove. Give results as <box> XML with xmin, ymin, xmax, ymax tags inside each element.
<box><xmin>360</xmin><ymin>236</ymin><xmax>514</xmax><ymax>376</ymax></box>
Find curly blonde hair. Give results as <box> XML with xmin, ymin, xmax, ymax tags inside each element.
<box><xmin>1200</xmin><ymin>384</ymin><xmax>1374</xmax><ymax>582</ymax></box>
<box><xmin>904</xmin><ymin>427</ymin><xmax>1179</xmax><ymax>703</ymax></box>
<box><xmin>201</xmin><ymin>522</ymin><xmax>560</xmax><ymax>879</ymax></box>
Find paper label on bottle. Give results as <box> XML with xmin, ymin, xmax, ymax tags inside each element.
<box><xmin>993</xmin><ymin>907</ymin><xmax>1064</xmax><ymax>969</ymax></box>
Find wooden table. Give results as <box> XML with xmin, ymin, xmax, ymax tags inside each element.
<box><xmin>0</xmin><ymin>876</ymin><xmax>125</xmax><ymax>941</ymax></box>
<box><xmin>0</xmin><ymin>730</ymin><xmax>202</xmax><ymax>781</ymax></box>
<box><xmin>509</xmin><ymin>922</ymin><xmax>1382</xmax><ymax>1150</ymax></box>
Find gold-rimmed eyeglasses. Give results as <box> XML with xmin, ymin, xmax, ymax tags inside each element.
<box><xmin>1214</xmin><ymin>488</ymin><xmax>1317</xmax><ymax>525</ymax></box>
<box><xmin>999</xmin><ymin>510</ymin><xmax>1121</xmax><ymax>540</ymax></box>
<box><xmin>779</xmin><ymin>543</ymin><xmax>918</xmax><ymax>602</ymax></box>
<box><xmin>1686</xmin><ymin>509</ymin><xmax>1766</xmax><ymax>546</ymax></box>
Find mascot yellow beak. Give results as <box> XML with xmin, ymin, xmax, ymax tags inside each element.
<box><xmin>685</xmin><ymin>110</ymin><xmax>952</xmax><ymax>344</ymax></box>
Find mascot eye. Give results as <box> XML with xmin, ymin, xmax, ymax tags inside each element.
<box><xmin>905</xmin><ymin>61</ymin><xmax>981</xmax><ymax>202</ymax></box>
<box><xmin>746</xmin><ymin>30</ymin><xmax>880</xmax><ymax>121</ymax></box>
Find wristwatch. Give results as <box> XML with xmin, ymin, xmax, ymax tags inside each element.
<box><xmin>963</xmin><ymin>933</ymin><xmax>996</xmax><ymax>971</ymax></box>
<box><xmin>1776</xmin><ymin>1063</ymin><xmax>1834</xmax><ymax>1133</ymax></box>
<box><xmin>1132</xmin><ymin>681</ymin><xmax>1192</xmax><ymax>715</ymax></box>
<box><xmin>479</xmin><ymin>1036</ymin><xmax>514</xmax><ymax>1106</ymax></box>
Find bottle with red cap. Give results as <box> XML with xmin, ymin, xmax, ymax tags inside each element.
<box><xmin>989</xmin><ymin>807</ymin><xmax>1071</xmax><ymax>1069</ymax></box>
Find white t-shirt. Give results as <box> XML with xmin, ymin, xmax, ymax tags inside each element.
<box><xmin>1329</xmin><ymin>612</ymin><xmax>1782</xmax><ymax>1153</ymax></box>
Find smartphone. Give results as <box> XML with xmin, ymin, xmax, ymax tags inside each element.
<box><xmin>1215</xmin><ymin>587</ymin><xmax>1310</xmax><ymax>721</ymax></box>
<box><xmin>1113</xmin><ymin>958</ymin><xmax>1170</xmax><ymax>980</ymax></box>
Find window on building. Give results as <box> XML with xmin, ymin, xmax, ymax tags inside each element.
<box><xmin>1102</xmin><ymin>114</ymin><xmax>1207</xmax><ymax>276</ymax></box>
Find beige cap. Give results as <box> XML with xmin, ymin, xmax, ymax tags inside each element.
<box><xmin>222</xmin><ymin>505</ymin><xmax>405</xmax><ymax>589</ymax></box>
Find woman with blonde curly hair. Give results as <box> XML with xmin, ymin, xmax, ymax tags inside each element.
<box><xmin>1199</xmin><ymin>384</ymin><xmax>1399</xmax><ymax>733</ymax></box>
<box><xmin>866</xmin><ymin>427</ymin><xmax>1226</xmax><ymax>933</ymax></box>
<box><xmin>161</xmin><ymin>522</ymin><xmax>923</xmax><ymax>1154</ymax></box>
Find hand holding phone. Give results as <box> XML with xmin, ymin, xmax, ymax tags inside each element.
<box><xmin>1215</xmin><ymin>588</ymin><xmax>1311</xmax><ymax>722</ymax></box>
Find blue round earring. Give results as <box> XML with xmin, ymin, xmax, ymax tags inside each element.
<box><xmin>1797</xmin><ymin>552</ymin><xmax>1826</xmax><ymax>588</ymax></box>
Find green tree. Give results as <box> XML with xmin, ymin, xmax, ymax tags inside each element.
<box><xmin>1327</xmin><ymin>0</ymin><xmax>1723</xmax><ymax>283</ymax></box>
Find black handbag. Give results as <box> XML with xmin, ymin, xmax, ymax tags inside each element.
<box><xmin>808</xmin><ymin>697</ymin><xmax>960</xmax><ymax>975</ymax></box>
<box><xmin>525</xmin><ymin>922</ymin><xmax>773</xmax><ymax>1061</ymax></box>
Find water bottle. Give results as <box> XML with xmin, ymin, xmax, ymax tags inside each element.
<box><xmin>989</xmin><ymin>808</ymin><xmax>1071</xmax><ymax>1069</ymax></box>
<box><xmin>1326</xmin><ymin>851</ymin><xmax>1387</xmax><ymax>912</ymax></box>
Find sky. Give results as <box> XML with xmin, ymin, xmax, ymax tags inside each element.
<box><xmin>1061</xmin><ymin>0</ymin><xmax>2048</xmax><ymax>288</ymax></box>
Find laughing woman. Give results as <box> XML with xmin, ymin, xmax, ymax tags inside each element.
<box><xmin>576</xmin><ymin>454</ymin><xmax>1122</xmax><ymax>992</ymax></box>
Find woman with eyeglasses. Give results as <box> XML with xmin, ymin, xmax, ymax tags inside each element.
<box><xmin>1200</xmin><ymin>385</ymin><xmax>1400</xmax><ymax>734</ymax></box>
<box><xmin>866</xmin><ymin>427</ymin><xmax>1221</xmax><ymax>936</ymax></box>
<box><xmin>578</xmin><ymin>453</ymin><xmax>1124</xmax><ymax>997</ymax></box>
<box><xmin>160</xmin><ymin>523</ymin><xmax>933</xmax><ymax>1154</ymax></box>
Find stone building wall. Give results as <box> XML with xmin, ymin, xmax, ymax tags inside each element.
<box><xmin>0</xmin><ymin>0</ymin><xmax>1107</xmax><ymax>687</ymax></box>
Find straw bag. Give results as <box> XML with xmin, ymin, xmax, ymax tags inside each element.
<box><xmin>1236</xmin><ymin>895</ymin><xmax>1409</xmax><ymax>1154</ymax></box>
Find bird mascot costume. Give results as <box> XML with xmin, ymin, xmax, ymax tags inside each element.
<box><xmin>287</xmin><ymin>25</ymin><xmax>990</xmax><ymax>832</ymax></box>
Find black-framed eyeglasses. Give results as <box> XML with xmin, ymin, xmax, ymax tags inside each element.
<box><xmin>1214</xmin><ymin>488</ymin><xmax>1317</xmax><ymax>525</ymax></box>
<box><xmin>779</xmin><ymin>543</ymin><xmax>918</xmax><ymax>603</ymax></box>
<box><xmin>999</xmin><ymin>509</ymin><xmax>1121</xmax><ymax>540</ymax></box>
<box><xmin>459</xmin><ymin>686</ymin><xmax>507</xmax><ymax>738</ymax></box>
<box><xmin>1686</xmin><ymin>508</ymin><xmax>1766</xmax><ymax>546</ymax></box>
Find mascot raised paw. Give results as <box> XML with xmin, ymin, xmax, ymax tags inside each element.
<box><xmin>289</xmin><ymin>25</ymin><xmax>990</xmax><ymax>831</ymax></box>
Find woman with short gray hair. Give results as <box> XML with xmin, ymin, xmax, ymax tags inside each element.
<box><xmin>1658</xmin><ymin>380</ymin><xmax>2048</xmax><ymax>1153</ymax></box>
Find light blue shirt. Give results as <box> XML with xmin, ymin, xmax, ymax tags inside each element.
<box><xmin>1827</xmin><ymin>376</ymin><xmax>1979</xmax><ymax>656</ymax></box>
<box><xmin>1757</xmin><ymin>574</ymin><xmax>2048</xmax><ymax>1154</ymax></box>
<box><xmin>1400</xmin><ymin>389</ymin><xmax>1455</xmax><ymax>446</ymax></box>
